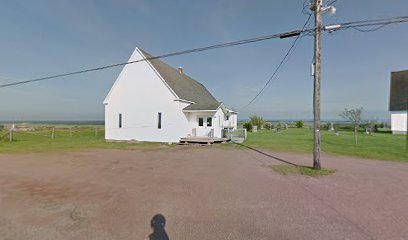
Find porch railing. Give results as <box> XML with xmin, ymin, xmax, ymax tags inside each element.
<box><xmin>208</xmin><ymin>129</ymin><xmax>214</xmax><ymax>137</ymax></box>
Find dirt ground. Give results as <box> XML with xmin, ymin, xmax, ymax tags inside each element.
<box><xmin>0</xmin><ymin>145</ymin><xmax>407</xmax><ymax>240</ymax></box>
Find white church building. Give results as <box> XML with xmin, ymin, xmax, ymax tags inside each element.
<box><xmin>103</xmin><ymin>48</ymin><xmax>237</xmax><ymax>142</ymax></box>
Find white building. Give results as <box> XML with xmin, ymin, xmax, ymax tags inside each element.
<box><xmin>104</xmin><ymin>48</ymin><xmax>238</xmax><ymax>142</ymax></box>
<box><xmin>389</xmin><ymin>70</ymin><xmax>407</xmax><ymax>134</ymax></box>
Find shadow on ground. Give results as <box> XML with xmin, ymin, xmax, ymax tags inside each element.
<box><xmin>233</xmin><ymin>142</ymin><xmax>298</xmax><ymax>166</ymax></box>
<box><xmin>148</xmin><ymin>214</ymin><xmax>169</xmax><ymax>240</ymax></box>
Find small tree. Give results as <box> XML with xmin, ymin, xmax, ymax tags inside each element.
<box><xmin>264</xmin><ymin>122</ymin><xmax>272</xmax><ymax>130</ymax></box>
<box><xmin>295</xmin><ymin>120</ymin><xmax>304</xmax><ymax>128</ymax></box>
<box><xmin>340</xmin><ymin>107</ymin><xmax>363</xmax><ymax>146</ymax></box>
<box><xmin>249</xmin><ymin>115</ymin><xmax>265</xmax><ymax>130</ymax></box>
<box><xmin>243</xmin><ymin>122</ymin><xmax>253</xmax><ymax>132</ymax></box>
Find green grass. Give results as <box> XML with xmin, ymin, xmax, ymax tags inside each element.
<box><xmin>0</xmin><ymin>127</ymin><xmax>172</xmax><ymax>154</ymax></box>
<box><xmin>271</xmin><ymin>164</ymin><xmax>336</xmax><ymax>177</ymax></box>
<box><xmin>244</xmin><ymin>128</ymin><xmax>408</xmax><ymax>161</ymax></box>
<box><xmin>1</xmin><ymin>126</ymin><xmax>407</xmax><ymax>162</ymax></box>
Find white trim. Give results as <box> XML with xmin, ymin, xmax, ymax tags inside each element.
<box><xmin>174</xmin><ymin>98</ymin><xmax>196</xmax><ymax>104</ymax></box>
<box><xmin>103</xmin><ymin>50</ymin><xmax>134</xmax><ymax>104</ymax></box>
<box><xmin>218</xmin><ymin>103</ymin><xmax>228</xmax><ymax>115</ymax></box>
<box><xmin>183</xmin><ymin>110</ymin><xmax>217</xmax><ymax>112</ymax></box>
<box><xmin>183</xmin><ymin>103</ymin><xmax>224</xmax><ymax>113</ymax></box>
<box><xmin>137</xmin><ymin>48</ymin><xmax>179</xmax><ymax>99</ymax></box>
<box><xmin>103</xmin><ymin>47</ymin><xmax>180</xmax><ymax>104</ymax></box>
<box><xmin>226</xmin><ymin>107</ymin><xmax>238</xmax><ymax>114</ymax></box>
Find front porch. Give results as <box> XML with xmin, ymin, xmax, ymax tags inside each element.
<box><xmin>179</xmin><ymin>136</ymin><xmax>229</xmax><ymax>144</ymax></box>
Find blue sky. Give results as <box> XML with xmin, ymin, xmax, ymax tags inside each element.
<box><xmin>0</xmin><ymin>0</ymin><xmax>407</xmax><ymax>121</ymax></box>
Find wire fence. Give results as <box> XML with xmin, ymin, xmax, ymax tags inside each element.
<box><xmin>230</xmin><ymin>128</ymin><xmax>247</xmax><ymax>143</ymax></box>
<box><xmin>0</xmin><ymin>125</ymin><xmax>104</xmax><ymax>143</ymax></box>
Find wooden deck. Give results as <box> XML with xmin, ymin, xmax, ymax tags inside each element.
<box><xmin>179</xmin><ymin>136</ymin><xmax>229</xmax><ymax>144</ymax></box>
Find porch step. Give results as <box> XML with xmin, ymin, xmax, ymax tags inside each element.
<box><xmin>179</xmin><ymin>137</ymin><xmax>228</xmax><ymax>144</ymax></box>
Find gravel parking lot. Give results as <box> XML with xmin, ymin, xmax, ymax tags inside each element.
<box><xmin>0</xmin><ymin>145</ymin><xmax>407</xmax><ymax>240</ymax></box>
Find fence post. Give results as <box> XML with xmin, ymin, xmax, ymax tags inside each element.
<box><xmin>244</xmin><ymin>128</ymin><xmax>247</xmax><ymax>140</ymax></box>
<box><xmin>51</xmin><ymin>127</ymin><xmax>55</xmax><ymax>139</ymax></box>
<box><xmin>9</xmin><ymin>129</ymin><xmax>12</xmax><ymax>142</ymax></box>
<box><xmin>70</xmin><ymin>127</ymin><xmax>73</xmax><ymax>137</ymax></box>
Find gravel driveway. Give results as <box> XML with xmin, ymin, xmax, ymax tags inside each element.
<box><xmin>0</xmin><ymin>145</ymin><xmax>407</xmax><ymax>240</ymax></box>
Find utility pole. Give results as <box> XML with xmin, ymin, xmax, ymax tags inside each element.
<box><xmin>312</xmin><ymin>0</ymin><xmax>322</xmax><ymax>170</ymax></box>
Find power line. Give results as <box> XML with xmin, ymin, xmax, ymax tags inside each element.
<box><xmin>322</xmin><ymin>17</ymin><xmax>408</xmax><ymax>34</ymax></box>
<box><xmin>332</xmin><ymin>16</ymin><xmax>408</xmax><ymax>33</ymax></box>
<box><xmin>341</xmin><ymin>15</ymin><xmax>408</xmax><ymax>27</ymax></box>
<box><xmin>239</xmin><ymin>14</ymin><xmax>313</xmax><ymax>110</ymax></box>
<box><xmin>0</xmin><ymin>15</ymin><xmax>407</xmax><ymax>89</ymax></box>
<box><xmin>343</xmin><ymin>18</ymin><xmax>408</xmax><ymax>32</ymax></box>
<box><xmin>302</xmin><ymin>0</ymin><xmax>312</xmax><ymax>16</ymax></box>
<box><xmin>0</xmin><ymin>28</ymin><xmax>314</xmax><ymax>89</ymax></box>
<box><xmin>238</xmin><ymin>15</ymin><xmax>408</xmax><ymax>110</ymax></box>
<box><xmin>351</xmin><ymin>24</ymin><xmax>391</xmax><ymax>33</ymax></box>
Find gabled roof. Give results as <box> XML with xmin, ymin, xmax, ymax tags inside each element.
<box><xmin>389</xmin><ymin>70</ymin><xmax>408</xmax><ymax>111</ymax></box>
<box><xmin>139</xmin><ymin>48</ymin><xmax>222</xmax><ymax>111</ymax></box>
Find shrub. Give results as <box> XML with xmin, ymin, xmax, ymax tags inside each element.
<box><xmin>295</xmin><ymin>120</ymin><xmax>304</xmax><ymax>128</ymax></box>
<box><xmin>322</xmin><ymin>123</ymin><xmax>330</xmax><ymax>130</ymax></box>
<box><xmin>276</xmin><ymin>123</ymin><xmax>282</xmax><ymax>130</ymax></box>
<box><xmin>337</xmin><ymin>124</ymin><xmax>354</xmax><ymax>131</ymax></box>
<box><xmin>249</xmin><ymin>115</ymin><xmax>265</xmax><ymax>130</ymax></box>
<box><xmin>364</xmin><ymin>121</ymin><xmax>375</xmax><ymax>134</ymax></box>
<box><xmin>243</xmin><ymin>122</ymin><xmax>253</xmax><ymax>132</ymax></box>
<box><xmin>264</xmin><ymin>122</ymin><xmax>272</xmax><ymax>130</ymax></box>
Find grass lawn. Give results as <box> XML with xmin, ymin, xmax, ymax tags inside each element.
<box><xmin>244</xmin><ymin>128</ymin><xmax>408</xmax><ymax>161</ymax></box>
<box><xmin>1</xmin><ymin>126</ymin><xmax>407</xmax><ymax>162</ymax></box>
<box><xmin>0</xmin><ymin>127</ymin><xmax>170</xmax><ymax>154</ymax></box>
<box><xmin>271</xmin><ymin>164</ymin><xmax>336</xmax><ymax>177</ymax></box>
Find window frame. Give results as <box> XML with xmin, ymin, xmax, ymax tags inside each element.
<box><xmin>206</xmin><ymin>117</ymin><xmax>212</xmax><ymax>127</ymax></box>
<box><xmin>158</xmin><ymin>112</ymin><xmax>162</xmax><ymax>129</ymax></box>
<box><xmin>119</xmin><ymin>113</ymin><xmax>122</xmax><ymax>128</ymax></box>
<box><xmin>198</xmin><ymin>117</ymin><xmax>204</xmax><ymax>127</ymax></box>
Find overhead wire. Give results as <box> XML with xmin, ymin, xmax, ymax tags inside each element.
<box><xmin>0</xmin><ymin>28</ymin><xmax>314</xmax><ymax>89</ymax></box>
<box><xmin>351</xmin><ymin>24</ymin><xmax>392</xmax><ymax>32</ymax></box>
<box><xmin>0</xmin><ymin>16</ymin><xmax>407</xmax><ymax>90</ymax></box>
<box><xmin>238</xmin><ymin>15</ymin><xmax>408</xmax><ymax>109</ymax></box>
<box><xmin>334</xmin><ymin>16</ymin><xmax>408</xmax><ymax>34</ymax></box>
<box><xmin>238</xmin><ymin>14</ymin><xmax>313</xmax><ymax>110</ymax></box>
<box><xmin>302</xmin><ymin>0</ymin><xmax>312</xmax><ymax>16</ymax></box>
<box><xmin>341</xmin><ymin>16</ymin><xmax>408</xmax><ymax>26</ymax></box>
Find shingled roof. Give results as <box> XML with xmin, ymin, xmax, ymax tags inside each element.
<box><xmin>389</xmin><ymin>70</ymin><xmax>408</xmax><ymax>111</ymax></box>
<box><xmin>139</xmin><ymin>49</ymin><xmax>222</xmax><ymax>111</ymax></box>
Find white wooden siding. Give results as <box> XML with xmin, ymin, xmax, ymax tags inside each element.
<box><xmin>391</xmin><ymin>111</ymin><xmax>407</xmax><ymax>134</ymax></box>
<box><xmin>104</xmin><ymin>48</ymin><xmax>191</xmax><ymax>142</ymax></box>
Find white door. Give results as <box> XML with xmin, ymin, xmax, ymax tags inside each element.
<box><xmin>196</xmin><ymin>117</ymin><xmax>214</xmax><ymax>137</ymax></box>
